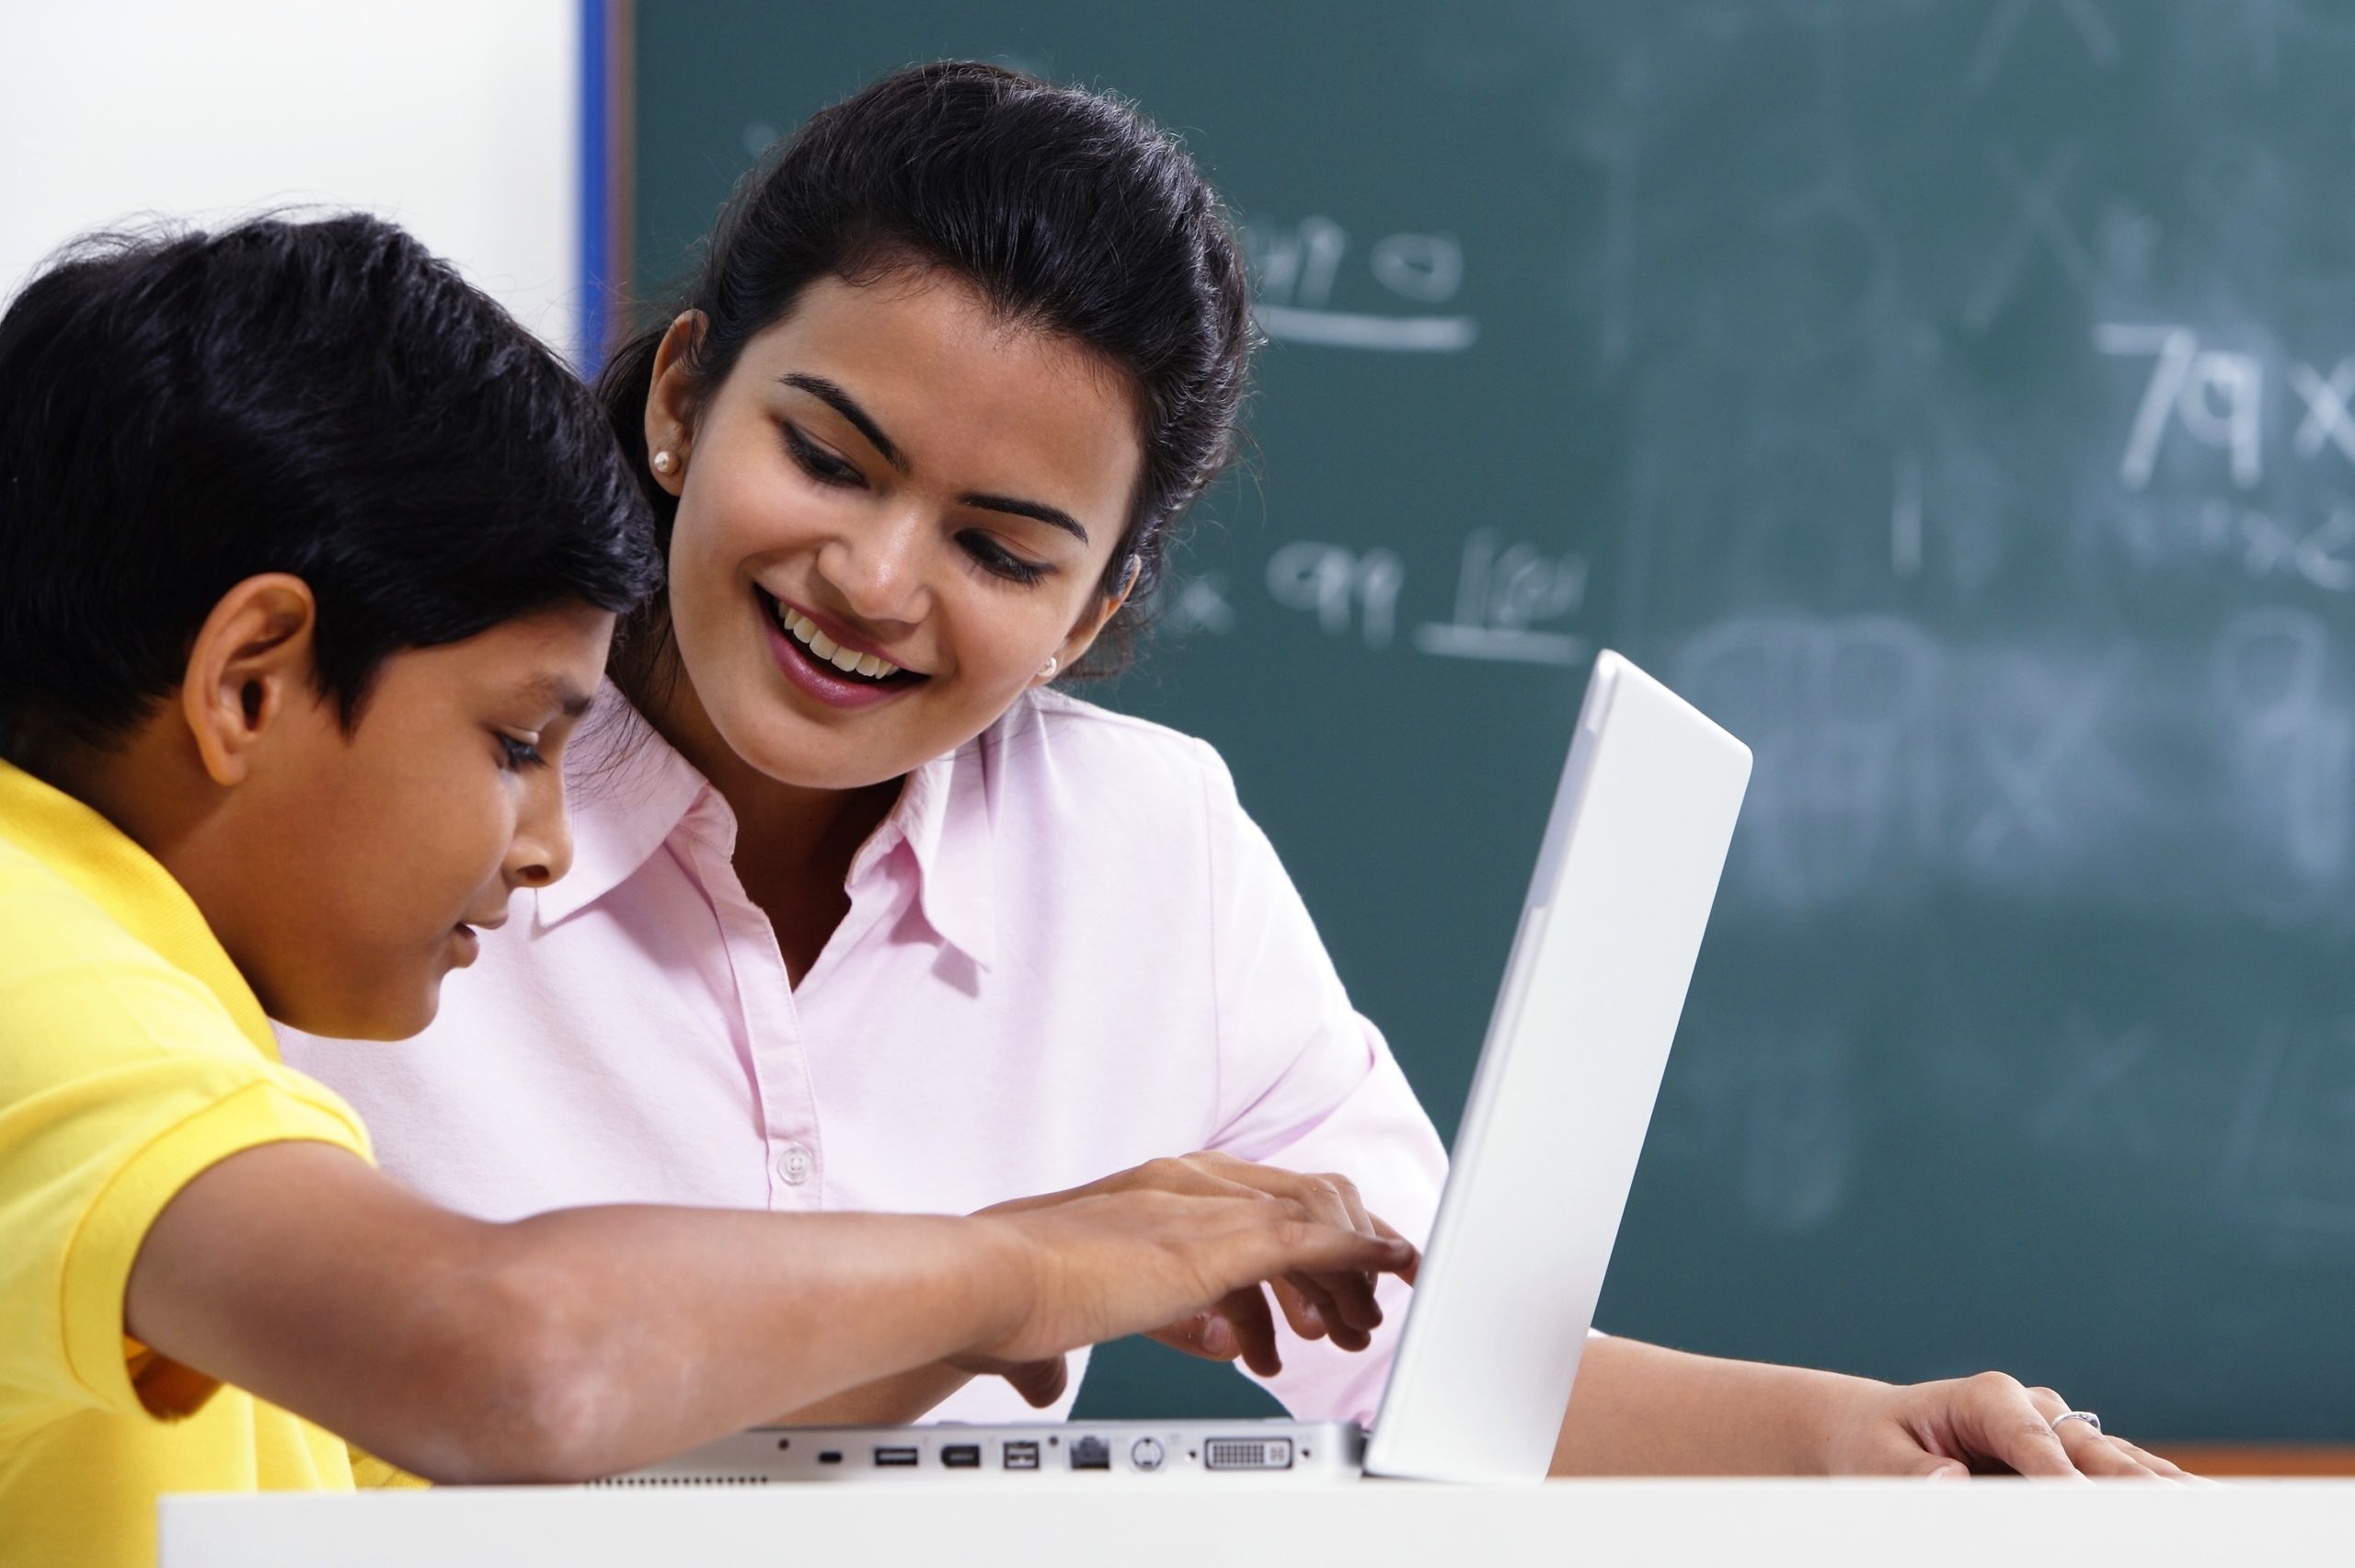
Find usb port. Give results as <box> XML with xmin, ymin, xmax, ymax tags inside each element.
<box><xmin>874</xmin><ymin>1445</ymin><xmax>920</xmax><ymax>1467</ymax></box>
<box><xmin>1069</xmin><ymin>1436</ymin><xmax>1111</xmax><ymax>1471</ymax></box>
<box><xmin>817</xmin><ymin>1450</ymin><xmax>844</xmax><ymax>1465</ymax></box>
<box><xmin>940</xmin><ymin>1444</ymin><xmax>982</xmax><ymax>1468</ymax></box>
<box><xmin>1003</xmin><ymin>1440</ymin><xmax>1040</xmax><ymax>1470</ymax></box>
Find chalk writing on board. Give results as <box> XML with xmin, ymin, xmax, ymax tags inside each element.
<box><xmin>2214</xmin><ymin>607</ymin><xmax>2354</xmax><ymax>896</ymax></box>
<box><xmin>2093</xmin><ymin>325</ymin><xmax>2355</xmax><ymax>589</ymax></box>
<box><xmin>1245</xmin><ymin>216</ymin><xmax>1478</xmax><ymax>352</ymax></box>
<box><xmin>2096</xmin><ymin>325</ymin><xmax>2262</xmax><ymax>488</ymax></box>
<box><xmin>1264</xmin><ymin>541</ymin><xmax>1404</xmax><ymax>648</ymax></box>
<box><xmin>2095</xmin><ymin>324</ymin><xmax>2355</xmax><ymax>492</ymax></box>
<box><xmin>1677</xmin><ymin>612</ymin><xmax>2355</xmax><ymax>915</ymax></box>
<box><xmin>1163</xmin><ymin>574</ymin><xmax>1237</xmax><ymax>637</ymax></box>
<box><xmin>1412</xmin><ymin>531</ymin><xmax>1589</xmax><ymax>665</ymax></box>
<box><xmin>1966</xmin><ymin>143</ymin><xmax>2095</xmax><ymax>334</ymax></box>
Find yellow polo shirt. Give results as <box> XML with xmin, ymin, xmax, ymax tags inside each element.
<box><xmin>0</xmin><ymin>759</ymin><xmax>372</xmax><ymax>1568</ymax></box>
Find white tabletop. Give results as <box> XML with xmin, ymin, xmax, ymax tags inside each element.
<box><xmin>160</xmin><ymin>1477</ymin><xmax>2353</xmax><ymax>1567</ymax></box>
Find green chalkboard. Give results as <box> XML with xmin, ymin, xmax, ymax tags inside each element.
<box><xmin>634</xmin><ymin>1</ymin><xmax>2355</xmax><ymax>1438</ymax></box>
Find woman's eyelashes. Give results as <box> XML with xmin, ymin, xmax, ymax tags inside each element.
<box><xmin>496</xmin><ymin>733</ymin><xmax>547</xmax><ymax>771</ymax></box>
<box><xmin>783</xmin><ymin>423</ymin><xmax>864</xmax><ymax>487</ymax></box>
<box><xmin>959</xmin><ymin>531</ymin><xmax>1051</xmax><ymax>586</ymax></box>
<box><xmin>780</xmin><ymin>419</ymin><xmax>1050</xmax><ymax>586</ymax></box>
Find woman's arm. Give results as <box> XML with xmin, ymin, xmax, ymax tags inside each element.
<box><xmin>126</xmin><ymin>1140</ymin><xmax>1413</xmax><ymax>1482</ymax></box>
<box><xmin>1552</xmin><ymin>1334</ymin><xmax>2196</xmax><ymax>1479</ymax></box>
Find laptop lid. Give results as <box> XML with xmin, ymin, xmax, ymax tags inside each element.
<box><xmin>1361</xmin><ymin>650</ymin><xmax>1752</xmax><ymax>1484</ymax></box>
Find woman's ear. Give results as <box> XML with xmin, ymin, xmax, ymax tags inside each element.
<box><xmin>644</xmin><ymin>311</ymin><xmax>707</xmax><ymax>499</ymax></box>
<box><xmin>1041</xmin><ymin>554</ymin><xmax>1143</xmax><ymax>683</ymax></box>
<box><xmin>178</xmin><ymin>574</ymin><xmax>320</xmax><ymax>787</ymax></box>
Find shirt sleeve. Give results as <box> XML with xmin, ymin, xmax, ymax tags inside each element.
<box><xmin>1192</xmin><ymin>742</ymin><xmax>1451</xmax><ymax>1427</ymax></box>
<box><xmin>0</xmin><ymin>888</ymin><xmax>371</xmax><ymax>1430</ymax></box>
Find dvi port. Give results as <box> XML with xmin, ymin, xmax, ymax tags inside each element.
<box><xmin>1203</xmin><ymin>1436</ymin><xmax>1293</xmax><ymax>1471</ymax></box>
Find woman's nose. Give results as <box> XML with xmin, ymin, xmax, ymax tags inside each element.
<box><xmin>821</xmin><ymin>504</ymin><xmax>928</xmax><ymax>623</ymax></box>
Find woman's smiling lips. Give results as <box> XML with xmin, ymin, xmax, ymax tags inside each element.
<box><xmin>755</xmin><ymin>587</ymin><xmax>925</xmax><ymax>712</ymax></box>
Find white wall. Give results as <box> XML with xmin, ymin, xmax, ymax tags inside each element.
<box><xmin>1</xmin><ymin>0</ymin><xmax>584</xmax><ymax>358</ymax></box>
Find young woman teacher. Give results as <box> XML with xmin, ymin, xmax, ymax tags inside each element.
<box><xmin>287</xmin><ymin>62</ymin><xmax>2183</xmax><ymax>1479</ymax></box>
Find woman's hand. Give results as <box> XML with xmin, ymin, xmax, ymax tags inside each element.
<box><xmin>965</xmin><ymin>1152</ymin><xmax>1416</xmax><ymax>1403</ymax></box>
<box><xmin>1824</xmin><ymin>1371</ymin><xmax>2200</xmax><ymax>1481</ymax></box>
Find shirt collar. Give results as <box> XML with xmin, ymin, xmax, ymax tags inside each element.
<box><xmin>534</xmin><ymin>688</ymin><xmax>999</xmax><ymax>970</ymax></box>
<box><xmin>0</xmin><ymin>758</ymin><xmax>277</xmax><ymax>1056</ymax></box>
<box><xmin>532</xmin><ymin>689</ymin><xmax>710</xmax><ymax>927</ymax></box>
<box><xmin>864</xmin><ymin>733</ymin><xmax>997</xmax><ymax>970</ymax></box>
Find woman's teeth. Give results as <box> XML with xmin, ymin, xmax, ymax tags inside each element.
<box><xmin>775</xmin><ymin>601</ymin><xmax>902</xmax><ymax>681</ymax></box>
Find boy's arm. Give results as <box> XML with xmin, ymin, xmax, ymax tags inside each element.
<box><xmin>126</xmin><ymin>1141</ymin><xmax>1411</xmax><ymax>1483</ymax></box>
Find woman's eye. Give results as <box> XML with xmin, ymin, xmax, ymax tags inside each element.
<box><xmin>498</xmin><ymin>734</ymin><xmax>546</xmax><ymax>771</ymax></box>
<box><xmin>959</xmin><ymin>532</ymin><xmax>1051</xmax><ymax>586</ymax></box>
<box><xmin>784</xmin><ymin>425</ymin><xmax>864</xmax><ymax>487</ymax></box>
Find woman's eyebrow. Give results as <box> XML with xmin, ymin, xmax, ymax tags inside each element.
<box><xmin>959</xmin><ymin>493</ymin><xmax>1090</xmax><ymax>544</ymax></box>
<box><xmin>779</xmin><ymin>373</ymin><xmax>907</xmax><ymax>472</ymax></box>
<box><xmin>780</xmin><ymin>372</ymin><xmax>1091</xmax><ymax>544</ymax></box>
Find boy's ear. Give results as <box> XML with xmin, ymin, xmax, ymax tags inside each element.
<box><xmin>644</xmin><ymin>311</ymin><xmax>707</xmax><ymax>498</ymax></box>
<box><xmin>178</xmin><ymin>574</ymin><xmax>320</xmax><ymax>787</ymax></box>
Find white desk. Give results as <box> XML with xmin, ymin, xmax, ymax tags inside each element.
<box><xmin>161</xmin><ymin>1478</ymin><xmax>2354</xmax><ymax>1566</ymax></box>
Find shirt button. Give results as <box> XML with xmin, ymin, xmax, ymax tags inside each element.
<box><xmin>775</xmin><ymin>1141</ymin><xmax>814</xmax><ymax>1186</ymax></box>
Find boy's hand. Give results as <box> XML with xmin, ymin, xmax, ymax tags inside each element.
<box><xmin>972</xmin><ymin>1158</ymin><xmax>1418</xmax><ymax>1384</ymax></box>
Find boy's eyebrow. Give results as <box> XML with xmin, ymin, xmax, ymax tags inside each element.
<box><xmin>780</xmin><ymin>373</ymin><xmax>908</xmax><ymax>473</ymax></box>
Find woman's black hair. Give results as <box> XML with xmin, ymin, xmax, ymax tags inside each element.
<box><xmin>0</xmin><ymin>213</ymin><xmax>661</xmax><ymax>766</ymax></box>
<box><xmin>597</xmin><ymin>59</ymin><xmax>1258</xmax><ymax>693</ymax></box>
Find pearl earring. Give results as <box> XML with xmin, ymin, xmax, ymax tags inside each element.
<box><xmin>650</xmin><ymin>449</ymin><xmax>677</xmax><ymax>475</ymax></box>
<box><xmin>1040</xmin><ymin>656</ymin><xmax>1059</xmax><ymax>681</ymax></box>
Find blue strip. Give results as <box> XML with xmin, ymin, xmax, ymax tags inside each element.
<box><xmin>578</xmin><ymin>0</ymin><xmax>610</xmax><ymax>368</ymax></box>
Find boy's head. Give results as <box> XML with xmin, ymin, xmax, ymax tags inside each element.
<box><xmin>0</xmin><ymin>215</ymin><xmax>659</xmax><ymax>1039</ymax></box>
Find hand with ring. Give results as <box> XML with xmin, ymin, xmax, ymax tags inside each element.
<box><xmin>1822</xmin><ymin>1370</ymin><xmax>2206</xmax><ymax>1480</ymax></box>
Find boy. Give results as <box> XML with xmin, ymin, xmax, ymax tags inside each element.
<box><xmin>0</xmin><ymin>216</ymin><xmax>1413</xmax><ymax>1568</ymax></box>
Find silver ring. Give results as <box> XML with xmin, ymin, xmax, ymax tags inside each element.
<box><xmin>2051</xmin><ymin>1410</ymin><xmax>2102</xmax><ymax>1436</ymax></box>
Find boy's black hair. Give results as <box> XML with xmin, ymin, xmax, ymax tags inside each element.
<box><xmin>0</xmin><ymin>213</ymin><xmax>661</xmax><ymax>764</ymax></box>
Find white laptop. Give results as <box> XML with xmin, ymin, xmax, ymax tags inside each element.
<box><xmin>607</xmin><ymin>651</ymin><xmax>1751</xmax><ymax>1488</ymax></box>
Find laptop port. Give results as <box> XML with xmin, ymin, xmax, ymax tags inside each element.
<box><xmin>873</xmin><ymin>1446</ymin><xmax>920</xmax><ymax>1467</ymax></box>
<box><xmin>1003</xmin><ymin>1440</ymin><xmax>1040</xmax><ymax>1470</ymax></box>
<box><xmin>1204</xmin><ymin>1436</ymin><xmax>1293</xmax><ymax>1471</ymax></box>
<box><xmin>940</xmin><ymin>1444</ymin><xmax>982</xmax><ymax>1469</ymax></box>
<box><xmin>1068</xmin><ymin>1436</ymin><xmax>1111</xmax><ymax>1471</ymax></box>
<box><xmin>817</xmin><ymin>1450</ymin><xmax>844</xmax><ymax>1465</ymax></box>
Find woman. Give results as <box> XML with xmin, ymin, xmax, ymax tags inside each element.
<box><xmin>288</xmin><ymin>62</ymin><xmax>2183</xmax><ymax>1477</ymax></box>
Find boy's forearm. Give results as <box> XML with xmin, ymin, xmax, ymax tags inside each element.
<box><xmin>1550</xmin><ymin>1333</ymin><xmax>1878</xmax><ymax>1476</ymax></box>
<box><xmin>128</xmin><ymin>1144</ymin><xmax>1039</xmax><ymax>1484</ymax></box>
<box><xmin>467</xmin><ymin>1207</ymin><xmax>1031</xmax><ymax>1479</ymax></box>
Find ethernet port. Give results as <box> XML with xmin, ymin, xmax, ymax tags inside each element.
<box><xmin>1068</xmin><ymin>1435</ymin><xmax>1111</xmax><ymax>1471</ymax></box>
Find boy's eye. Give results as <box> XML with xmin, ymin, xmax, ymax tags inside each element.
<box><xmin>959</xmin><ymin>532</ymin><xmax>1051</xmax><ymax>586</ymax></box>
<box><xmin>498</xmin><ymin>734</ymin><xmax>546</xmax><ymax>771</ymax></box>
<box><xmin>784</xmin><ymin>424</ymin><xmax>864</xmax><ymax>487</ymax></box>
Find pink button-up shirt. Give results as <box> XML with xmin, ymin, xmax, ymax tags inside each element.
<box><xmin>282</xmin><ymin>687</ymin><xmax>1447</xmax><ymax>1425</ymax></box>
